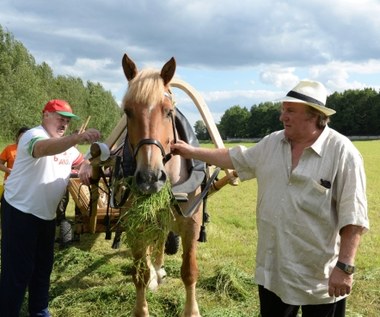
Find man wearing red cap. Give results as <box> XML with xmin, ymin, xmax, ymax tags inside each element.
<box><xmin>0</xmin><ymin>99</ymin><xmax>101</xmax><ymax>317</ymax></box>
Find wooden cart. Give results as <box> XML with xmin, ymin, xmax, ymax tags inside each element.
<box><xmin>68</xmin><ymin>177</ymin><xmax>120</xmax><ymax>234</ymax></box>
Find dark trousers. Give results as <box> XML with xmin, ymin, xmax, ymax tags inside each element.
<box><xmin>0</xmin><ymin>197</ymin><xmax>55</xmax><ymax>317</ymax></box>
<box><xmin>259</xmin><ymin>285</ymin><xmax>346</xmax><ymax>317</ymax></box>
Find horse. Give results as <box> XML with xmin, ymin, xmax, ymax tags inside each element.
<box><xmin>117</xmin><ymin>53</ymin><xmax>205</xmax><ymax>317</ymax></box>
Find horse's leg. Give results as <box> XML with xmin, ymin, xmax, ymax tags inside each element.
<box><xmin>178</xmin><ymin>204</ymin><xmax>202</xmax><ymax>317</ymax></box>
<box><xmin>131</xmin><ymin>246</ymin><xmax>151</xmax><ymax>317</ymax></box>
<box><xmin>152</xmin><ymin>238</ymin><xmax>167</xmax><ymax>285</ymax></box>
<box><xmin>146</xmin><ymin>244</ymin><xmax>163</xmax><ymax>291</ymax></box>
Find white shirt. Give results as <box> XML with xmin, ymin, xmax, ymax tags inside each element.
<box><xmin>229</xmin><ymin>126</ymin><xmax>369</xmax><ymax>305</ymax></box>
<box><xmin>4</xmin><ymin>125</ymin><xmax>82</xmax><ymax>220</ymax></box>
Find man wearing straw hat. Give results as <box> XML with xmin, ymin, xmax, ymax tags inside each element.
<box><xmin>171</xmin><ymin>80</ymin><xmax>369</xmax><ymax>317</ymax></box>
<box><xmin>0</xmin><ymin>99</ymin><xmax>100</xmax><ymax>317</ymax></box>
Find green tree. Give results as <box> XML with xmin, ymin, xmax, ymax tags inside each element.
<box><xmin>247</xmin><ymin>102</ymin><xmax>282</xmax><ymax>138</ymax></box>
<box><xmin>328</xmin><ymin>88</ymin><xmax>380</xmax><ymax>135</ymax></box>
<box><xmin>0</xmin><ymin>26</ymin><xmax>45</xmax><ymax>137</ymax></box>
<box><xmin>218</xmin><ymin>105</ymin><xmax>250</xmax><ymax>139</ymax></box>
<box><xmin>0</xmin><ymin>25</ymin><xmax>122</xmax><ymax>141</ymax></box>
<box><xmin>86</xmin><ymin>81</ymin><xmax>123</xmax><ymax>138</ymax></box>
<box><xmin>365</xmin><ymin>93</ymin><xmax>380</xmax><ymax>135</ymax></box>
<box><xmin>194</xmin><ymin>120</ymin><xmax>210</xmax><ymax>140</ymax></box>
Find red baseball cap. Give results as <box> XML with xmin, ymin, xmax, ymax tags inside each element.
<box><xmin>42</xmin><ymin>99</ymin><xmax>80</xmax><ymax>120</ymax></box>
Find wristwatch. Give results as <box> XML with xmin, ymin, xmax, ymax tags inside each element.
<box><xmin>336</xmin><ymin>261</ymin><xmax>355</xmax><ymax>275</ymax></box>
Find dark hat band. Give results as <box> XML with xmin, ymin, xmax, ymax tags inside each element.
<box><xmin>286</xmin><ymin>90</ymin><xmax>325</xmax><ymax>107</ymax></box>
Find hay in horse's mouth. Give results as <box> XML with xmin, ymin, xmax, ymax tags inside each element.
<box><xmin>119</xmin><ymin>178</ymin><xmax>174</xmax><ymax>250</ymax></box>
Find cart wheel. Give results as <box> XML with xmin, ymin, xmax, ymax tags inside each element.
<box><xmin>59</xmin><ymin>219</ymin><xmax>73</xmax><ymax>249</ymax></box>
<box><xmin>165</xmin><ymin>231</ymin><xmax>180</xmax><ymax>255</ymax></box>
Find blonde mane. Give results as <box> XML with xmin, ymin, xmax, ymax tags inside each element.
<box><xmin>123</xmin><ymin>69</ymin><xmax>166</xmax><ymax>107</ymax></box>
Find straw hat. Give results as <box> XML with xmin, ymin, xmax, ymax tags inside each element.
<box><xmin>279</xmin><ymin>80</ymin><xmax>336</xmax><ymax>116</ymax></box>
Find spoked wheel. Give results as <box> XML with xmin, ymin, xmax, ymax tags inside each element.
<box><xmin>164</xmin><ymin>231</ymin><xmax>180</xmax><ymax>255</ymax></box>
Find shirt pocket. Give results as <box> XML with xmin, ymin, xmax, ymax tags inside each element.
<box><xmin>292</xmin><ymin>175</ymin><xmax>331</xmax><ymax>221</ymax></box>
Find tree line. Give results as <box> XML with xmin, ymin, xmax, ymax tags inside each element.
<box><xmin>194</xmin><ymin>88</ymin><xmax>380</xmax><ymax>140</ymax></box>
<box><xmin>2</xmin><ymin>25</ymin><xmax>379</xmax><ymax>143</ymax></box>
<box><xmin>195</xmin><ymin>88</ymin><xmax>380</xmax><ymax>141</ymax></box>
<box><xmin>0</xmin><ymin>26</ymin><xmax>122</xmax><ymax>141</ymax></box>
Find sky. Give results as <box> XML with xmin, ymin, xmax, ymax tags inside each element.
<box><xmin>1</xmin><ymin>0</ymin><xmax>380</xmax><ymax>126</ymax></box>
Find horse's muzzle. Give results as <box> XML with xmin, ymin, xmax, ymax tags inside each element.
<box><xmin>135</xmin><ymin>168</ymin><xmax>167</xmax><ymax>194</ymax></box>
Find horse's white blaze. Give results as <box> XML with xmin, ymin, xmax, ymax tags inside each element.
<box><xmin>156</xmin><ymin>267</ymin><xmax>167</xmax><ymax>284</ymax></box>
<box><xmin>146</xmin><ymin>146</ymin><xmax>153</xmax><ymax>163</ymax></box>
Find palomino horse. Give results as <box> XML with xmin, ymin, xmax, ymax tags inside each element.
<box><xmin>120</xmin><ymin>53</ymin><xmax>204</xmax><ymax>317</ymax></box>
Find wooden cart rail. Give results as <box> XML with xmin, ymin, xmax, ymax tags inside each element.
<box><xmin>68</xmin><ymin>178</ymin><xmax>120</xmax><ymax>234</ymax></box>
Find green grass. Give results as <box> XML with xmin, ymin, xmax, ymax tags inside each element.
<box><xmin>0</xmin><ymin>139</ymin><xmax>379</xmax><ymax>316</ymax></box>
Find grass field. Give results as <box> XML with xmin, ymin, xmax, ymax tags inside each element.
<box><xmin>0</xmin><ymin>139</ymin><xmax>379</xmax><ymax>316</ymax></box>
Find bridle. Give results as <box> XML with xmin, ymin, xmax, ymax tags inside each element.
<box><xmin>110</xmin><ymin>89</ymin><xmax>217</xmax><ymax>220</ymax></box>
<box><xmin>130</xmin><ymin>91</ymin><xmax>177</xmax><ymax>165</ymax></box>
<box><xmin>109</xmin><ymin>91</ymin><xmax>176</xmax><ymax>208</ymax></box>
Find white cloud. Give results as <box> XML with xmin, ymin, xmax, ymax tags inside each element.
<box><xmin>309</xmin><ymin>60</ymin><xmax>380</xmax><ymax>92</ymax></box>
<box><xmin>1</xmin><ymin>0</ymin><xmax>380</xmax><ymax>126</ymax></box>
<box><xmin>59</xmin><ymin>58</ymin><xmax>114</xmax><ymax>77</ymax></box>
<box><xmin>259</xmin><ymin>67</ymin><xmax>300</xmax><ymax>89</ymax></box>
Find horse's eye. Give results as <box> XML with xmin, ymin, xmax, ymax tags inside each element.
<box><xmin>165</xmin><ymin>109</ymin><xmax>174</xmax><ymax>119</ymax></box>
<box><xmin>124</xmin><ymin>108</ymin><xmax>133</xmax><ymax>118</ymax></box>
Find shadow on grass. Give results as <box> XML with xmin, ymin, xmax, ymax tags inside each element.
<box><xmin>50</xmin><ymin>235</ymin><xmax>134</xmax><ymax>296</ymax></box>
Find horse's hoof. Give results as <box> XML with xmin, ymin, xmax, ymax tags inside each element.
<box><xmin>157</xmin><ymin>267</ymin><xmax>167</xmax><ymax>284</ymax></box>
<box><xmin>148</xmin><ymin>265</ymin><xmax>159</xmax><ymax>291</ymax></box>
<box><xmin>148</xmin><ymin>278</ymin><xmax>158</xmax><ymax>291</ymax></box>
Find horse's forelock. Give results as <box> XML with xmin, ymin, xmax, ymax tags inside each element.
<box><xmin>124</xmin><ymin>69</ymin><xmax>166</xmax><ymax>108</ymax></box>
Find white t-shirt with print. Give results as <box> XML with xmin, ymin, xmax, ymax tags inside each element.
<box><xmin>4</xmin><ymin>125</ymin><xmax>82</xmax><ymax>220</ymax></box>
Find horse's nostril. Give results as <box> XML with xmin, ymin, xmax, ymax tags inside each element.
<box><xmin>135</xmin><ymin>169</ymin><xmax>167</xmax><ymax>194</ymax></box>
<box><xmin>136</xmin><ymin>170</ymin><xmax>156</xmax><ymax>184</ymax></box>
<box><xmin>135</xmin><ymin>171</ymin><xmax>143</xmax><ymax>185</ymax></box>
<box><xmin>158</xmin><ymin>170</ymin><xmax>167</xmax><ymax>183</ymax></box>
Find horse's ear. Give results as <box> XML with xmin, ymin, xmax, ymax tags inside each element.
<box><xmin>161</xmin><ymin>57</ymin><xmax>176</xmax><ymax>86</ymax></box>
<box><xmin>122</xmin><ymin>53</ymin><xmax>138</xmax><ymax>81</ymax></box>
